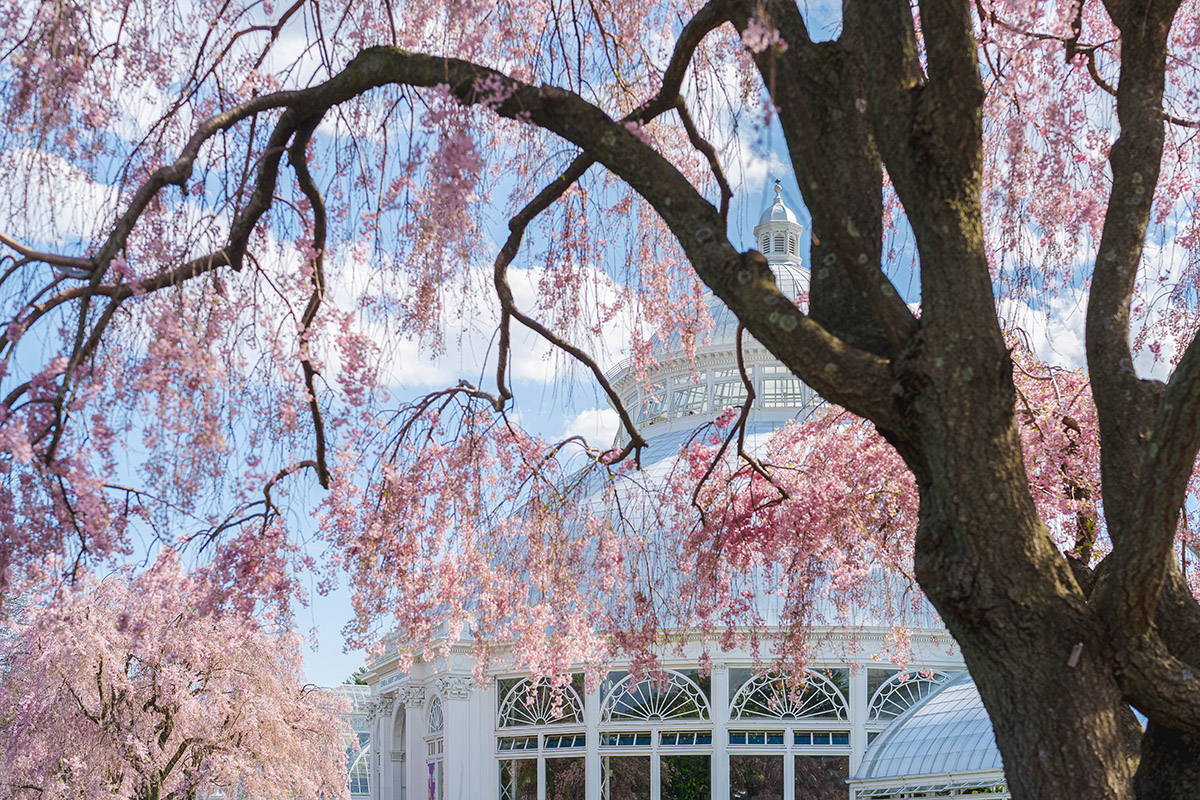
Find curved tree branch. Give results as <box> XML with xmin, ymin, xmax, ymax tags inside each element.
<box><xmin>289</xmin><ymin>113</ymin><xmax>332</xmax><ymax>489</ymax></box>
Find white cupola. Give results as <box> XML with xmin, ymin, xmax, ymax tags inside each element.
<box><xmin>752</xmin><ymin>180</ymin><xmax>805</xmax><ymax>268</ymax></box>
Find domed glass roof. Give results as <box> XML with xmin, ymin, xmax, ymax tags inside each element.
<box><xmin>652</xmin><ymin>261</ymin><xmax>809</xmax><ymax>355</ymax></box>
<box><xmin>853</xmin><ymin>672</ymin><xmax>1001</xmax><ymax>781</ymax></box>
<box><xmin>703</xmin><ymin>261</ymin><xmax>808</xmax><ymax>348</ymax></box>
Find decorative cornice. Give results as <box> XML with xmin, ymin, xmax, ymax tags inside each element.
<box><xmin>437</xmin><ymin>674</ymin><xmax>472</xmax><ymax>700</ymax></box>
<box><xmin>397</xmin><ymin>685</ymin><xmax>425</xmax><ymax>706</ymax></box>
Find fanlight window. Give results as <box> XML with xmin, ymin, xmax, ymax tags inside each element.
<box><xmin>601</xmin><ymin>671</ymin><xmax>710</xmax><ymax>722</ymax></box>
<box><xmin>867</xmin><ymin>671</ymin><xmax>952</xmax><ymax>722</ymax></box>
<box><xmin>498</xmin><ymin>678</ymin><xmax>585</xmax><ymax>727</ymax></box>
<box><xmin>729</xmin><ymin>672</ymin><xmax>849</xmax><ymax>721</ymax></box>
<box><xmin>428</xmin><ymin>696</ymin><xmax>444</xmax><ymax>735</ymax></box>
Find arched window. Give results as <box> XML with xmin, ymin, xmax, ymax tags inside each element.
<box><xmin>774</xmin><ymin>232</ymin><xmax>785</xmax><ymax>252</ymax></box>
<box><xmin>729</xmin><ymin>671</ymin><xmax>849</xmax><ymax>721</ymax></box>
<box><xmin>600</xmin><ymin>670</ymin><xmax>711</xmax><ymax>722</ymax></box>
<box><xmin>867</xmin><ymin>671</ymin><xmax>953</xmax><ymax>721</ymax></box>
<box><xmin>760</xmin><ymin>234</ymin><xmax>770</xmax><ymax>253</ymax></box>
<box><xmin>498</xmin><ymin>678</ymin><xmax>585</xmax><ymax>727</ymax></box>
<box><xmin>390</xmin><ymin>708</ymin><xmax>407</xmax><ymax>800</ymax></box>
<box><xmin>427</xmin><ymin>697</ymin><xmax>445</xmax><ymax>800</ymax></box>
<box><xmin>428</xmin><ymin>696</ymin><xmax>444</xmax><ymax>734</ymax></box>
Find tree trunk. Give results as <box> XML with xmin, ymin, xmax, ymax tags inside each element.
<box><xmin>1136</xmin><ymin>724</ymin><xmax>1200</xmax><ymax>798</ymax></box>
<box><xmin>900</xmin><ymin>333</ymin><xmax>1140</xmax><ymax>797</ymax></box>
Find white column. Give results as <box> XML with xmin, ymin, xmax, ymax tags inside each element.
<box><xmin>474</xmin><ymin>681</ymin><xmax>495</xmax><ymax>800</ymax></box>
<box><xmin>650</xmin><ymin>732</ymin><xmax>660</xmax><ymax>800</ymax></box>
<box><xmin>711</xmin><ymin>663</ymin><xmax>729</xmax><ymax>800</ymax></box>
<box><xmin>585</xmin><ymin>683</ymin><xmax>600</xmax><ymax>800</ymax></box>
<box><xmin>783</xmin><ymin>729</ymin><xmax>794</xmax><ymax>800</ymax></box>
<box><xmin>401</xmin><ymin>686</ymin><xmax>427</xmax><ymax>800</ymax></box>
<box><xmin>439</xmin><ymin>675</ymin><xmax>474</xmax><ymax>800</ymax></box>
<box><xmin>378</xmin><ymin>696</ymin><xmax>396</xmax><ymax>800</ymax></box>
<box><xmin>370</xmin><ymin>702</ymin><xmax>382</xmax><ymax>800</ymax></box>
<box><xmin>849</xmin><ymin>668</ymin><xmax>867</xmax><ymax>774</ymax></box>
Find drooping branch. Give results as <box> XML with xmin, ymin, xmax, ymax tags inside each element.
<box><xmin>689</xmin><ymin>322</ymin><xmax>786</xmax><ymax>523</ymax></box>
<box><xmin>673</xmin><ymin>99</ymin><xmax>732</xmax><ymax>223</ymax></box>
<box><xmin>3</xmin><ymin>32</ymin><xmax>904</xmax><ymax>465</ymax></box>
<box><xmin>289</xmin><ymin>113</ymin><xmax>332</xmax><ymax>489</ymax></box>
<box><xmin>493</xmin><ymin>0</ymin><xmax>733</xmax><ymax>455</ymax></box>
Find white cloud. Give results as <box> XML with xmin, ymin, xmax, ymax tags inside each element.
<box><xmin>327</xmin><ymin>251</ymin><xmax>640</xmax><ymax>393</ymax></box>
<box><xmin>0</xmin><ymin>149</ymin><xmax>119</xmax><ymax>247</ymax></box>
<box><xmin>997</xmin><ymin>290</ymin><xmax>1088</xmax><ymax>371</ymax></box>
<box><xmin>559</xmin><ymin>407</ymin><xmax>619</xmax><ymax>445</ymax></box>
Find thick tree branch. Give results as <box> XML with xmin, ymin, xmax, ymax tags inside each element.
<box><xmin>858</xmin><ymin>0</ymin><xmax>991</xmax><ymax>337</ymax></box>
<box><xmin>1116</xmin><ymin>629</ymin><xmax>1200</xmax><ymax>735</ymax></box>
<box><xmin>725</xmin><ymin>0</ymin><xmax>918</xmax><ymax>359</ymax></box>
<box><xmin>1084</xmin><ymin>1</ymin><xmax>1184</xmax><ymax>651</ymax></box>
<box><xmin>289</xmin><ymin>113</ymin><xmax>332</xmax><ymax>489</ymax></box>
<box><xmin>1086</xmin><ymin>0</ymin><xmax>1181</xmax><ymax>538</ymax></box>
<box><xmin>1105</xmin><ymin>331</ymin><xmax>1200</xmax><ymax>637</ymax></box>
<box><xmin>0</xmin><ymin>232</ymin><xmax>94</xmax><ymax>274</ymax></box>
<box><xmin>3</xmin><ymin>35</ymin><xmax>904</xmax><ymax>474</ymax></box>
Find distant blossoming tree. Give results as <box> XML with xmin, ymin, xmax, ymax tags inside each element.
<box><xmin>0</xmin><ymin>553</ymin><xmax>348</xmax><ymax>800</ymax></box>
<box><xmin>3</xmin><ymin>0</ymin><xmax>1200</xmax><ymax>796</ymax></box>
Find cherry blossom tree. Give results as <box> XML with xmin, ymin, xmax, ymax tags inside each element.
<box><xmin>0</xmin><ymin>552</ymin><xmax>349</xmax><ymax>800</ymax></box>
<box><xmin>3</xmin><ymin>0</ymin><xmax>1200</xmax><ymax>796</ymax></box>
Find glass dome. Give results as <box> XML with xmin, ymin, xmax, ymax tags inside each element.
<box><xmin>852</xmin><ymin>672</ymin><xmax>1002</xmax><ymax>781</ymax></box>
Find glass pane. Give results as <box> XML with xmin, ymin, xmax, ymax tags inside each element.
<box><xmin>730</xmin><ymin>754</ymin><xmax>783</xmax><ymax>800</ymax></box>
<box><xmin>602</xmin><ymin>755</ymin><xmax>650</xmax><ymax>800</ymax></box>
<box><xmin>866</xmin><ymin>668</ymin><xmax>898</xmax><ymax>703</ymax></box>
<box><xmin>644</xmin><ymin>396</ymin><xmax>664</xmax><ymax>422</ymax></box>
<box><xmin>793</xmin><ymin>755</ymin><xmax>849</xmax><ymax>800</ymax></box>
<box><xmin>662</xmin><ymin>754</ymin><xmax>711</xmax><ymax>800</ymax></box>
<box><xmin>499</xmin><ymin>758</ymin><xmax>537</xmax><ymax>800</ymax></box>
<box><xmin>713</xmin><ymin>381</ymin><xmax>748</xmax><ymax>408</ymax></box>
<box><xmin>672</xmin><ymin>385</ymin><xmax>707</xmax><ymax>415</ymax></box>
<box><xmin>761</xmin><ymin>379</ymin><xmax>804</xmax><ymax>408</ymax></box>
<box><xmin>546</xmin><ymin>756</ymin><xmax>585</xmax><ymax>800</ymax></box>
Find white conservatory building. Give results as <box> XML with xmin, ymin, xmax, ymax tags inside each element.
<box><xmin>362</xmin><ymin>186</ymin><xmax>1010</xmax><ymax>800</ymax></box>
